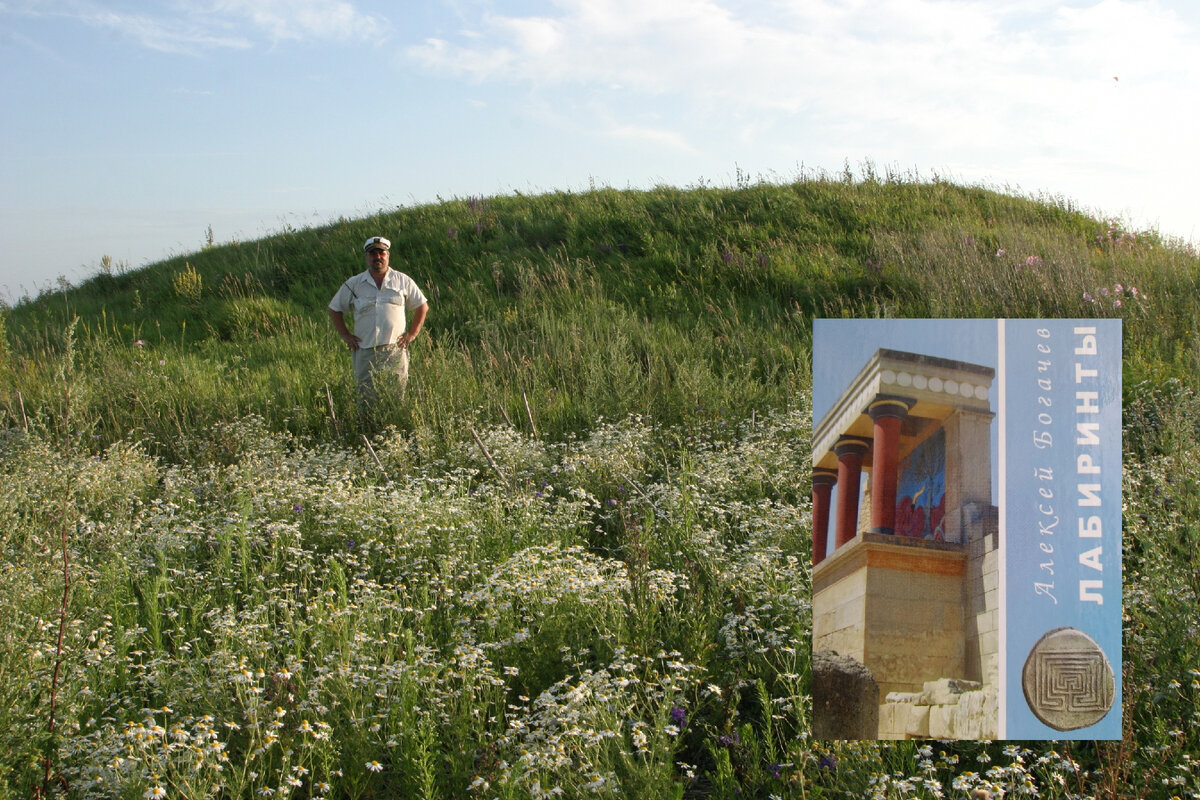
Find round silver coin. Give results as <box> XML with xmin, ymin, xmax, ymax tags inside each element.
<box><xmin>1021</xmin><ymin>626</ymin><xmax>1115</xmax><ymax>731</ymax></box>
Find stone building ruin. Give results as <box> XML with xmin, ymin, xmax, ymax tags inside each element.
<box><xmin>812</xmin><ymin>349</ymin><xmax>999</xmax><ymax>739</ymax></box>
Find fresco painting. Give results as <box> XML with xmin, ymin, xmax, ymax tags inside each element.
<box><xmin>895</xmin><ymin>428</ymin><xmax>946</xmax><ymax>540</ymax></box>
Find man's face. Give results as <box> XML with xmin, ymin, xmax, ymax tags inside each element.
<box><xmin>366</xmin><ymin>247</ymin><xmax>390</xmax><ymax>274</ymax></box>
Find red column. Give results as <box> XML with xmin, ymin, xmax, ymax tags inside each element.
<box><xmin>812</xmin><ymin>468</ymin><xmax>838</xmax><ymax>565</ymax></box>
<box><xmin>834</xmin><ymin>437</ymin><xmax>871</xmax><ymax>548</ymax></box>
<box><xmin>868</xmin><ymin>397</ymin><xmax>914</xmax><ymax>535</ymax></box>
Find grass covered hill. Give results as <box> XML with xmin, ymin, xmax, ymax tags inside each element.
<box><xmin>2</xmin><ymin>174</ymin><xmax>1200</xmax><ymax>799</ymax></box>
<box><xmin>6</xmin><ymin>173</ymin><xmax>1198</xmax><ymax>457</ymax></box>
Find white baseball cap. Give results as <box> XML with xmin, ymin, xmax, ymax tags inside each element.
<box><xmin>364</xmin><ymin>236</ymin><xmax>391</xmax><ymax>252</ymax></box>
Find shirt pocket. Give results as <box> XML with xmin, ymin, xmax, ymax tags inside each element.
<box><xmin>379</xmin><ymin>288</ymin><xmax>407</xmax><ymax>308</ymax></box>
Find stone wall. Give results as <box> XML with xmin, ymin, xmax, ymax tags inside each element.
<box><xmin>813</xmin><ymin>534</ymin><xmax>968</xmax><ymax>699</ymax></box>
<box><xmin>964</xmin><ymin>506</ymin><xmax>1000</xmax><ymax>686</ymax></box>
<box><xmin>863</xmin><ymin>547</ymin><xmax>966</xmax><ymax>697</ymax></box>
<box><xmin>812</xmin><ymin>550</ymin><xmax>869</xmax><ymax>662</ymax></box>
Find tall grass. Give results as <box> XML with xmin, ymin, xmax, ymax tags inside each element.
<box><xmin>0</xmin><ymin>407</ymin><xmax>812</xmax><ymax>799</ymax></box>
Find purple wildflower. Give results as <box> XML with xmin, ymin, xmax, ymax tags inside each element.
<box><xmin>669</xmin><ymin>706</ymin><xmax>687</xmax><ymax>727</ymax></box>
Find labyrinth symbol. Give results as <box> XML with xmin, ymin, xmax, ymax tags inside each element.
<box><xmin>1022</xmin><ymin>627</ymin><xmax>1115</xmax><ymax>731</ymax></box>
<box><xmin>1028</xmin><ymin>652</ymin><xmax>1110</xmax><ymax>711</ymax></box>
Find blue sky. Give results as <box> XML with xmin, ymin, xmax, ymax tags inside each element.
<box><xmin>2</xmin><ymin>0</ymin><xmax>1198</xmax><ymax>302</ymax></box>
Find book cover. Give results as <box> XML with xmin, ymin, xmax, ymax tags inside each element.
<box><xmin>810</xmin><ymin>319</ymin><xmax>1122</xmax><ymax>740</ymax></box>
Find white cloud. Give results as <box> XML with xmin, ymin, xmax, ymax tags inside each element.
<box><xmin>408</xmin><ymin>0</ymin><xmax>761</xmax><ymax>92</ymax></box>
<box><xmin>208</xmin><ymin>0</ymin><xmax>382</xmax><ymax>42</ymax></box>
<box><xmin>408</xmin><ymin>36</ymin><xmax>518</xmax><ymax>81</ymax></box>
<box><xmin>2</xmin><ymin>0</ymin><xmax>381</xmax><ymax>52</ymax></box>
<box><xmin>74</xmin><ymin>6</ymin><xmax>252</xmax><ymax>53</ymax></box>
<box><xmin>492</xmin><ymin>14</ymin><xmax>563</xmax><ymax>56</ymax></box>
<box><xmin>607</xmin><ymin>122</ymin><xmax>699</xmax><ymax>155</ymax></box>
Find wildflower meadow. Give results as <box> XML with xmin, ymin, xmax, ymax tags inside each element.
<box><xmin>2</xmin><ymin>172</ymin><xmax>1199</xmax><ymax>798</ymax></box>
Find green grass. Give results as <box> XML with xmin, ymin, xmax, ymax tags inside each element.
<box><xmin>2</xmin><ymin>172</ymin><xmax>1199</xmax><ymax>799</ymax></box>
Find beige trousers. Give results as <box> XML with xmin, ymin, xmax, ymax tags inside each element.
<box><xmin>353</xmin><ymin>344</ymin><xmax>409</xmax><ymax>406</ymax></box>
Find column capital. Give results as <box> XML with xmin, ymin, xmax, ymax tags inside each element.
<box><xmin>812</xmin><ymin>467</ymin><xmax>838</xmax><ymax>487</ymax></box>
<box><xmin>834</xmin><ymin>436</ymin><xmax>871</xmax><ymax>458</ymax></box>
<box><xmin>868</xmin><ymin>395</ymin><xmax>916</xmax><ymax>421</ymax></box>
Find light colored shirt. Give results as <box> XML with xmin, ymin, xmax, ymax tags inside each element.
<box><xmin>328</xmin><ymin>269</ymin><xmax>428</xmax><ymax>349</ymax></box>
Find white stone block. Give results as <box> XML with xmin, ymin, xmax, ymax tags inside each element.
<box><xmin>922</xmin><ymin>678</ymin><xmax>981</xmax><ymax>706</ymax></box>
<box><xmin>983</xmin><ymin>568</ymin><xmax>999</xmax><ymax>593</ymax></box>
<box><xmin>877</xmin><ymin>703</ymin><xmax>898</xmax><ymax>738</ymax></box>
<box><xmin>904</xmin><ymin>704</ymin><xmax>931</xmax><ymax>738</ymax></box>
<box><xmin>886</xmin><ymin>692</ymin><xmax>923</xmax><ymax>704</ymax></box>
<box><xmin>980</xmin><ymin>627</ymin><xmax>999</xmax><ymax>656</ymax></box>
<box><xmin>929</xmin><ymin>705</ymin><xmax>955</xmax><ymax>739</ymax></box>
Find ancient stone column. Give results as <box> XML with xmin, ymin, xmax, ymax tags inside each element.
<box><xmin>867</xmin><ymin>396</ymin><xmax>915</xmax><ymax>535</ymax></box>
<box><xmin>812</xmin><ymin>468</ymin><xmax>838</xmax><ymax>565</ymax></box>
<box><xmin>834</xmin><ymin>437</ymin><xmax>871</xmax><ymax>549</ymax></box>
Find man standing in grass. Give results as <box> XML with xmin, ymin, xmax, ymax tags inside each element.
<box><xmin>328</xmin><ymin>236</ymin><xmax>429</xmax><ymax>410</ymax></box>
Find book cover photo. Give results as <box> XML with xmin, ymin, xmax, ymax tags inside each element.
<box><xmin>810</xmin><ymin>318</ymin><xmax>1121</xmax><ymax>741</ymax></box>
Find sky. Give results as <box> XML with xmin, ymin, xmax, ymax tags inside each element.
<box><xmin>2</xmin><ymin>0</ymin><xmax>1198</xmax><ymax>303</ymax></box>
